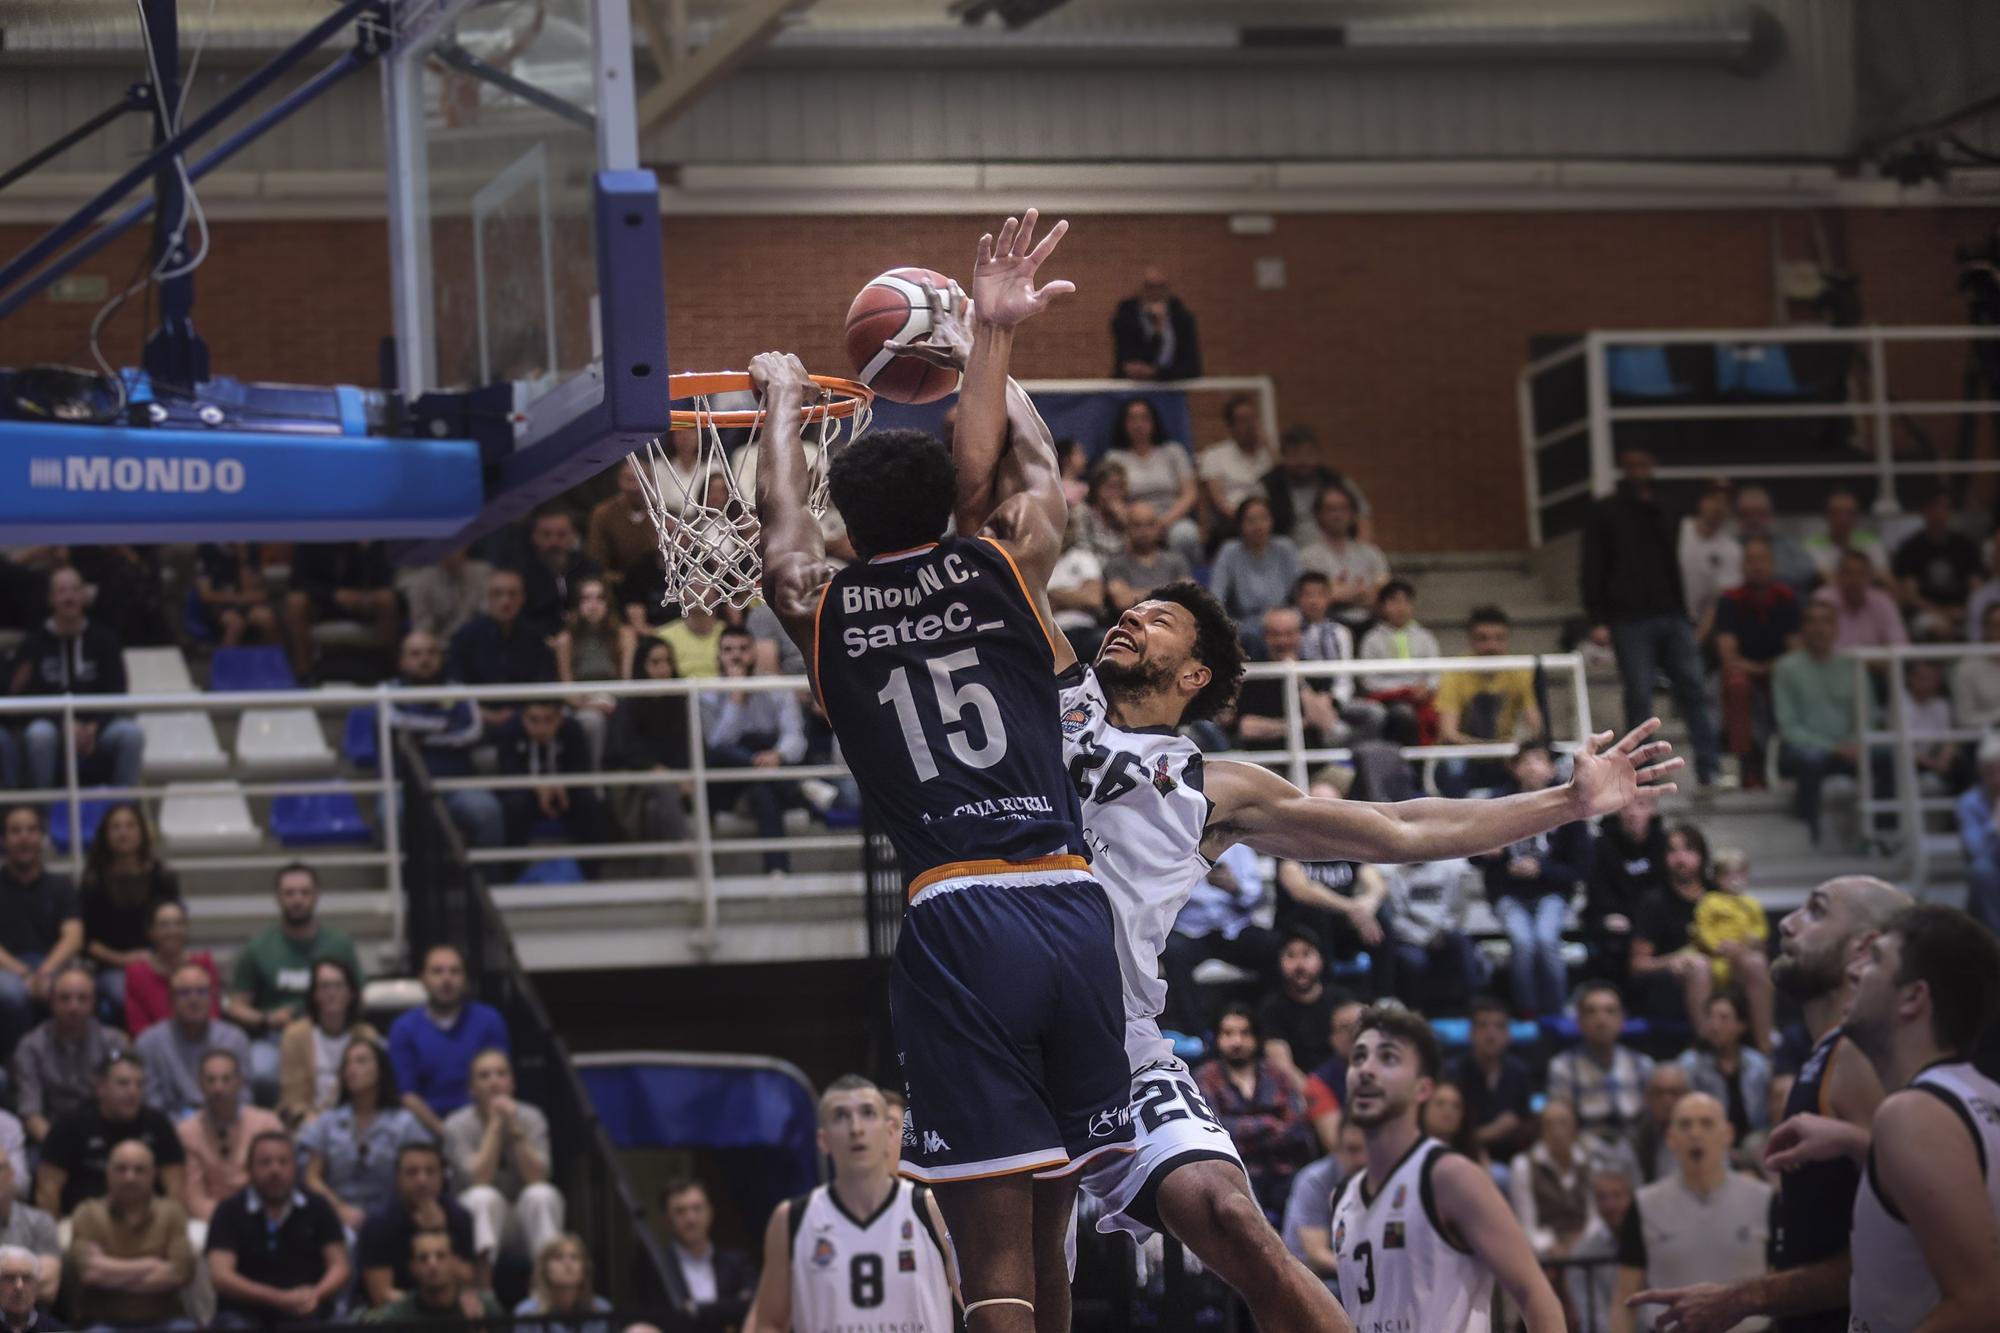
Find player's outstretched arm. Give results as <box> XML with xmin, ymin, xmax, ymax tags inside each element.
<box><xmin>954</xmin><ymin>211</ymin><xmax>1074</xmax><ymax>592</ymax></box>
<box><xmin>745</xmin><ymin>1201</ymin><xmax>794</xmax><ymax>1333</ymax></box>
<box><xmin>1430</xmin><ymin>1153</ymin><xmax>1566</xmax><ymax>1333</ymax></box>
<box><xmin>1202</xmin><ymin>719</ymin><xmax>1679</xmax><ymax>864</ymax></box>
<box><xmin>751</xmin><ymin>352</ymin><xmax>835</xmax><ymax>653</ymax></box>
<box><xmin>1871</xmin><ymin>1091</ymin><xmax>2000</xmax><ymax>1332</ymax></box>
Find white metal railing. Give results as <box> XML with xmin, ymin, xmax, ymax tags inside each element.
<box><xmin>0</xmin><ymin>650</ymin><xmax>1588</xmax><ymax>959</ymax></box>
<box><xmin>1517</xmin><ymin>326</ymin><xmax>2000</xmax><ymax>547</ymax></box>
<box><xmin>1848</xmin><ymin>641</ymin><xmax>2000</xmax><ymax>888</ymax></box>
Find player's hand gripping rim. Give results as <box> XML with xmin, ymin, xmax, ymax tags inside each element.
<box><xmin>1566</xmin><ymin>716</ymin><xmax>1682</xmax><ymax>821</ymax></box>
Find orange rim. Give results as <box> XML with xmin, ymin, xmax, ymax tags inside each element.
<box><xmin>667</xmin><ymin>371</ymin><xmax>873</xmax><ymax>429</ymax></box>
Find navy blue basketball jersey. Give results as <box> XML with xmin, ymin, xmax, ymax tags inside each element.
<box><xmin>1771</xmin><ymin>1027</ymin><xmax>1859</xmax><ymax>1333</ymax></box>
<box><xmin>813</xmin><ymin>534</ymin><xmax>1088</xmax><ymax>891</ymax></box>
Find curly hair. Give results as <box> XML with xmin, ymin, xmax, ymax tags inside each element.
<box><xmin>1148</xmin><ymin>580</ymin><xmax>1246</xmax><ymax>723</ymax></box>
<box><xmin>827</xmin><ymin>429</ymin><xmax>956</xmax><ymax>559</ymax></box>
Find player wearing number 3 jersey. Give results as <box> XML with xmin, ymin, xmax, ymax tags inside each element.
<box><xmin>752</xmin><ymin>211</ymin><xmax>1127</xmax><ymax>1332</ymax></box>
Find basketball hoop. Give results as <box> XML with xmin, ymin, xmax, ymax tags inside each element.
<box><xmin>631</xmin><ymin>370</ymin><xmax>875</xmax><ymax>615</ymax></box>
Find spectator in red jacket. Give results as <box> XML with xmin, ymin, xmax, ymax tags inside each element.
<box><xmin>1194</xmin><ymin>1004</ymin><xmax>1319</xmax><ymax>1223</ymax></box>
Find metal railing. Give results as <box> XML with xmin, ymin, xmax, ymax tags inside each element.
<box><xmin>0</xmin><ymin>651</ymin><xmax>1590</xmax><ymax>960</ymax></box>
<box><xmin>398</xmin><ymin>744</ymin><xmax>683</xmax><ymax>1317</ymax></box>
<box><xmin>1518</xmin><ymin>325</ymin><xmax>2000</xmax><ymax>546</ymax></box>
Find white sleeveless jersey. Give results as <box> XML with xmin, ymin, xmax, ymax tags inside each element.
<box><xmin>1330</xmin><ymin>1138</ymin><xmax>1493</xmax><ymax>1333</ymax></box>
<box><xmin>1059</xmin><ymin>666</ymin><xmax>1214</xmax><ymax>1071</ymax></box>
<box><xmin>1848</xmin><ymin>1062</ymin><xmax>2000</xmax><ymax>1333</ymax></box>
<box><xmin>787</xmin><ymin>1179</ymin><xmax>955</xmax><ymax>1333</ymax></box>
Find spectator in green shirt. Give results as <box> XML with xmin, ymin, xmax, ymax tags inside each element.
<box><xmin>1774</xmin><ymin>600</ymin><xmax>1886</xmax><ymax>842</ymax></box>
<box><xmin>364</xmin><ymin>1227</ymin><xmax>500</xmax><ymax>1324</ymax></box>
<box><xmin>223</xmin><ymin>864</ymin><xmax>362</xmax><ymax>1105</ymax></box>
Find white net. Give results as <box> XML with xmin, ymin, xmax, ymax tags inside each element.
<box><xmin>630</xmin><ymin>382</ymin><xmax>874</xmax><ymax>615</ymax></box>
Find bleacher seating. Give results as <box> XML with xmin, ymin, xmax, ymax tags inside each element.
<box><xmin>124</xmin><ymin>646</ymin><xmax>196</xmax><ymax>694</ymax></box>
<box><xmin>139</xmin><ymin>709</ymin><xmax>231</xmax><ymax>781</ymax></box>
<box><xmin>270</xmin><ymin>786</ymin><xmax>370</xmax><ymax>846</ymax></box>
<box><xmin>48</xmin><ymin>795</ymin><xmax>115</xmax><ymax>853</ymax></box>
<box><xmin>157</xmin><ymin>780</ymin><xmax>261</xmax><ymax>854</ymax></box>
<box><xmin>1606</xmin><ymin>344</ymin><xmax>1690</xmax><ymax>398</ymax></box>
<box><xmin>207</xmin><ymin>645</ymin><xmax>297</xmax><ymax>693</ymax></box>
<box><xmin>234</xmin><ymin>707</ymin><xmax>336</xmax><ymax>774</ymax></box>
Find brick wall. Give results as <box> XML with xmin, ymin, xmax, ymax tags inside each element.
<box><xmin>5</xmin><ymin>207</ymin><xmax>1995</xmax><ymax>550</ymax></box>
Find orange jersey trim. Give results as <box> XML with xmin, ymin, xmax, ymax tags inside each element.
<box><xmin>976</xmin><ymin>535</ymin><xmax>1060</xmax><ymax>664</ymax></box>
<box><xmin>809</xmin><ymin>582</ymin><xmax>831</xmax><ymax>715</ymax></box>
<box><xmin>907</xmin><ymin>853</ymin><xmax>1091</xmax><ymax>901</ymax></box>
<box><xmin>871</xmin><ymin>541</ymin><xmax>941</xmax><ymax>563</ymax></box>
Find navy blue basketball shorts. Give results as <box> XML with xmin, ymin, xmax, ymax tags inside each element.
<box><xmin>890</xmin><ymin>862</ymin><xmax>1135</xmax><ymax>1184</ymax></box>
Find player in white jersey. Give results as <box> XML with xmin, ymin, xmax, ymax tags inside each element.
<box><xmin>748</xmin><ymin>1075</ymin><xmax>958</xmax><ymax>1333</ymax></box>
<box><xmin>914</xmin><ymin>277</ymin><xmax>1676</xmax><ymax>1333</ymax></box>
<box><xmin>1759</xmin><ymin>905</ymin><xmax>2000</xmax><ymax>1333</ymax></box>
<box><xmin>1330</xmin><ymin>1006</ymin><xmax>1565</xmax><ymax>1333</ymax></box>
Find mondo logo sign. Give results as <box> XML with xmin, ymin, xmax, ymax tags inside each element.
<box><xmin>28</xmin><ymin>455</ymin><xmax>247</xmax><ymax>494</ymax></box>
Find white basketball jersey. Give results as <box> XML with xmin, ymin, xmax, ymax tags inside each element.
<box><xmin>788</xmin><ymin>1180</ymin><xmax>955</xmax><ymax>1333</ymax></box>
<box><xmin>1330</xmin><ymin>1138</ymin><xmax>1493</xmax><ymax>1333</ymax></box>
<box><xmin>1848</xmin><ymin>1062</ymin><xmax>2000</xmax><ymax>1333</ymax></box>
<box><xmin>1059</xmin><ymin>667</ymin><xmax>1213</xmax><ymax>1071</ymax></box>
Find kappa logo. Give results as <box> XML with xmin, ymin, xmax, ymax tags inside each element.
<box><xmin>1061</xmin><ymin>702</ymin><xmax>1093</xmax><ymax>737</ymax></box>
<box><xmin>811</xmin><ymin>1237</ymin><xmax>837</xmax><ymax>1268</ymax></box>
<box><xmin>1150</xmin><ymin>754</ymin><xmax>1178</xmax><ymax>796</ymax></box>
<box><xmin>921</xmin><ymin>1130</ymin><xmax>950</xmax><ymax>1155</ymax></box>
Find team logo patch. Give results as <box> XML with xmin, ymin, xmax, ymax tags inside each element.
<box><xmin>1150</xmin><ymin>755</ymin><xmax>1178</xmax><ymax>795</ymax></box>
<box><xmin>899</xmin><ymin>1248</ymin><xmax>917</xmax><ymax>1273</ymax></box>
<box><xmin>811</xmin><ymin>1237</ymin><xmax>837</xmax><ymax>1268</ymax></box>
<box><xmin>901</xmin><ymin>1220</ymin><xmax>914</xmax><ymax>1241</ymax></box>
<box><xmin>1391</xmin><ymin>1184</ymin><xmax>1406</xmax><ymax>1209</ymax></box>
<box><xmin>1384</xmin><ymin>1221</ymin><xmax>1405</xmax><ymax>1250</ymax></box>
<box><xmin>1332</xmin><ymin>1219</ymin><xmax>1345</xmax><ymax>1255</ymax></box>
<box><xmin>1061</xmin><ymin>703</ymin><xmax>1093</xmax><ymax>737</ymax></box>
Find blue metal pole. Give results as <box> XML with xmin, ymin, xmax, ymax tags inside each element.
<box><xmin>0</xmin><ymin>0</ymin><xmax>378</xmax><ymax>301</ymax></box>
<box><xmin>139</xmin><ymin>0</ymin><xmax>208</xmax><ymax>390</ymax></box>
<box><xmin>0</xmin><ymin>49</ymin><xmax>369</xmax><ymax>325</ymax></box>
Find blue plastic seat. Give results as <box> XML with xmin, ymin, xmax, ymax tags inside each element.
<box><xmin>1716</xmin><ymin>342</ymin><xmax>1804</xmax><ymax>398</ymax></box>
<box><xmin>48</xmin><ymin>795</ymin><xmax>117</xmax><ymax>853</ymax></box>
<box><xmin>515</xmin><ymin>856</ymin><xmax>584</xmax><ymax>885</ymax></box>
<box><xmin>269</xmin><ymin>788</ymin><xmax>370</xmax><ymax>846</ymax></box>
<box><xmin>208</xmin><ymin>646</ymin><xmax>297</xmax><ymax>693</ymax></box>
<box><xmin>342</xmin><ymin>707</ymin><xmax>379</xmax><ymax>769</ymax></box>
<box><xmin>1606</xmin><ymin>345</ymin><xmax>1691</xmax><ymax>398</ymax></box>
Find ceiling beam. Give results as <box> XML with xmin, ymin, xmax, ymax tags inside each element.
<box><xmin>636</xmin><ymin>0</ymin><xmax>805</xmax><ymax>135</ymax></box>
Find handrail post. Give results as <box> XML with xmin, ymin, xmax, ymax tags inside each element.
<box><xmin>1517</xmin><ymin>369</ymin><xmax>1543</xmax><ymax>548</ymax></box>
<box><xmin>1886</xmin><ymin>651</ymin><xmax>1927</xmax><ymax>888</ymax></box>
<box><xmin>1570</xmin><ymin>655</ymin><xmax>1594</xmax><ymax>749</ymax></box>
<box><xmin>1283</xmin><ymin>662</ymin><xmax>1308</xmax><ymax>790</ymax></box>
<box><xmin>64</xmin><ymin>697</ymin><xmax>83</xmax><ymax>881</ymax></box>
<box><xmin>686</xmin><ymin>685</ymin><xmax>718</xmax><ymax>955</ymax></box>
<box><xmin>1852</xmin><ymin>656</ymin><xmax>1872</xmax><ymax>851</ymax></box>
<box><xmin>376</xmin><ymin>685</ymin><xmax>405</xmax><ymax>970</ymax></box>
<box><xmin>1584</xmin><ymin>332</ymin><xmax>1615</xmax><ymax>498</ymax></box>
<box><xmin>1868</xmin><ymin>332</ymin><xmax>1896</xmax><ymax>515</ymax></box>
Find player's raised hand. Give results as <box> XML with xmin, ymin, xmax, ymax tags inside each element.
<box><xmin>884</xmin><ymin>279</ymin><xmax>973</xmax><ymax>370</ymax></box>
<box><xmin>747</xmin><ymin>350</ymin><xmax>813</xmax><ymax>404</ymax></box>
<box><xmin>1566</xmin><ymin>716</ymin><xmax>1681</xmax><ymax>819</ymax></box>
<box><xmin>972</xmin><ymin>208</ymin><xmax>1075</xmax><ymax>328</ymax></box>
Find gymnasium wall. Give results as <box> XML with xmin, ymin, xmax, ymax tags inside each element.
<box><xmin>4</xmin><ymin>204</ymin><xmax>1993</xmax><ymax>551</ymax></box>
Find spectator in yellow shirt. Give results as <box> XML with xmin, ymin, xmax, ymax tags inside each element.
<box><xmin>1435</xmin><ymin>606</ymin><xmax>1544</xmax><ymax>797</ymax></box>
<box><xmin>1690</xmin><ymin>848</ymin><xmax>1774</xmax><ymax>1052</ymax></box>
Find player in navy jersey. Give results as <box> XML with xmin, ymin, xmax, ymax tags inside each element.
<box><xmin>750</xmin><ymin>211</ymin><xmax>1124</xmax><ymax>1333</ymax></box>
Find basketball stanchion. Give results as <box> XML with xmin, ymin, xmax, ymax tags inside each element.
<box><xmin>632</xmin><ymin>369</ymin><xmax>873</xmax><ymax>614</ymax></box>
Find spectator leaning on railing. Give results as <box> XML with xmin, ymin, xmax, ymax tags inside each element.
<box><xmin>7</xmin><ymin>565</ymin><xmax>145</xmax><ymax>795</ymax></box>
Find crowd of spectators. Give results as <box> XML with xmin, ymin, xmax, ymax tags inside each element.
<box><xmin>0</xmin><ymin>836</ymin><xmax>686</xmax><ymax>1327</ymax></box>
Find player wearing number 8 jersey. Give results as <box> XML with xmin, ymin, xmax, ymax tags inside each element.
<box><xmin>751</xmin><ymin>211</ymin><xmax>1126</xmax><ymax>1332</ymax></box>
<box><xmin>748</xmin><ymin>1076</ymin><xmax>958</xmax><ymax>1333</ymax></box>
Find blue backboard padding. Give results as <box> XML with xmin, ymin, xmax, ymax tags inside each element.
<box><xmin>581</xmin><ymin>1064</ymin><xmax>819</xmax><ymax>1166</ymax></box>
<box><xmin>866</xmin><ymin>388</ymin><xmax>1197</xmax><ymax>465</ymax></box>
<box><xmin>0</xmin><ymin>420</ymin><xmax>483</xmax><ymax>543</ymax></box>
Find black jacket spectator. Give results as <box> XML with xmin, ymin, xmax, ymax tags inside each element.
<box><xmin>290</xmin><ymin>543</ymin><xmax>394</xmax><ymax>618</ymax></box>
<box><xmin>205</xmin><ymin>1185</ymin><xmax>346</xmax><ymax>1323</ymax></box>
<box><xmin>1480</xmin><ymin>818</ymin><xmax>1593</xmax><ymax>908</ymax></box>
<box><xmin>40</xmin><ymin>1098</ymin><xmax>184</xmax><ymax>1213</ymax></box>
<box><xmin>1587</xmin><ymin>813</ymin><xmax>1666</xmax><ymax>940</ymax></box>
<box><xmin>493</xmin><ymin>707</ymin><xmax>610</xmax><ymax>858</ymax></box>
<box><xmin>516</xmin><ymin>552</ymin><xmax>604</xmax><ymax>639</ymax></box>
<box><xmin>1262</xmin><ymin>465</ymin><xmax>1363</xmax><ymax>543</ymax></box>
<box><xmin>666</xmin><ymin>1247</ymin><xmax>756</xmax><ymax>1328</ymax></box>
<box><xmin>9</xmin><ymin>621</ymin><xmax>129</xmax><ymax>727</ymax></box>
<box><xmin>1581</xmin><ymin>483</ymin><xmax>1686</xmax><ymax>625</ymax></box>
<box><xmin>1110</xmin><ymin>295</ymin><xmax>1202</xmax><ymax>380</ymax></box>
<box><xmin>447</xmin><ymin>614</ymin><xmax>555</xmax><ymax>690</ymax></box>
<box><xmin>606</xmin><ymin>692</ymin><xmax>691</xmax><ymax>772</ymax></box>
<box><xmin>357</xmin><ymin>1195</ymin><xmax>477</xmax><ymax>1293</ymax></box>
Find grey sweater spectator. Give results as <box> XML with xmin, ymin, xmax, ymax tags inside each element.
<box><xmin>1210</xmin><ymin>498</ymin><xmax>1299</xmax><ymax>625</ymax></box>
<box><xmin>446</xmin><ymin>569</ymin><xmax>557</xmax><ymax>730</ymax></box>
<box><xmin>9</xmin><ymin>966</ymin><xmax>122</xmax><ymax>1144</ymax></box>
<box><xmin>398</xmin><ymin>550</ymin><xmax>493</xmax><ymax>641</ymax></box>
<box><xmin>0</xmin><ymin>1115</ymin><xmax>22</xmax><ymax>1191</ymax></box>
<box><xmin>6</xmin><ymin>568</ymin><xmax>143</xmax><ymax>793</ymax></box>
<box><xmin>1102</xmin><ymin>503</ymin><xmax>1191</xmax><ymax>612</ymax></box>
<box><xmin>443</xmin><ymin>1050</ymin><xmax>564</xmax><ymax>1265</ymax></box>
<box><xmin>1110</xmin><ymin>267</ymin><xmax>1201</xmax><ymax>380</ymax></box>
<box><xmin>701</xmin><ymin>627</ymin><xmax>808</xmax><ymax>873</ymax></box>
<box><xmin>133</xmin><ymin>965</ymin><xmax>251</xmax><ymax>1118</ymax></box>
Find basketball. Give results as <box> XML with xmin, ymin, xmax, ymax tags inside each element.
<box><xmin>844</xmin><ymin>267</ymin><xmax>961</xmax><ymax>404</ymax></box>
